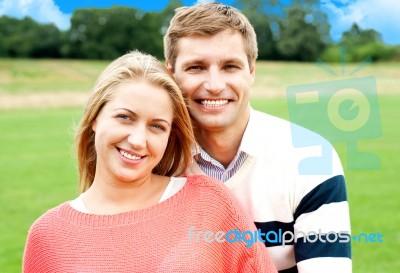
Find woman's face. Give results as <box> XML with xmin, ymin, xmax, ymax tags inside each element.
<box><xmin>92</xmin><ymin>79</ymin><xmax>173</xmax><ymax>184</ymax></box>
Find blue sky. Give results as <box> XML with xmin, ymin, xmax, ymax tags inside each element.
<box><xmin>0</xmin><ymin>0</ymin><xmax>399</xmax><ymax>45</ymax></box>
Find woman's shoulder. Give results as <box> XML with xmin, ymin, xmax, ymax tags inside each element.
<box><xmin>185</xmin><ymin>174</ymin><xmax>221</xmax><ymax>186</ymax></box>
<box><xmin>28</xmin><ymin>202</ymin><xmax>71</xmax><ymax>234</ymax></box>
<box><xmin>183</xmin><ymin>175</ymin><xmax>256</xmax><ymax>231</ymax></box>
<box><xmin>184</xmin><ymin>175</ymin><xmax>241</xmax><ymax>211</ymax></box>
<box><xmin>185</xmin><ymin>175</ymin><xmax>230</xmax><ymax>194</ymax></box>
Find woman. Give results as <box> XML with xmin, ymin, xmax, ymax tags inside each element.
<box><xmin>23</xmin><ymin>51</ymin><xmax>277</xmax><ymax>273</ymax></box>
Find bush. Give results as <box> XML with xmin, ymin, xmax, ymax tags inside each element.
<box><xmin>321</xmin><ymin>43</ymin><xmax>398</xmax><ymax>62</ymax></box>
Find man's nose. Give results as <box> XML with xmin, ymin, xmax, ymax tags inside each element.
<box><xmin>204</xmin><ymin>69</ymin><xmax>225</xmax><ymax>94</ymax></box>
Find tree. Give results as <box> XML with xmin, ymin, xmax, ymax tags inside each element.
<box><xmin>65</xmin><ymin>7</ymin><xmax>163</xmax><ymax>59</ymax></box>
<box><xmin>0</xmin><ymin>16</ymin><xmax>21</xmax><ymax>57</ymax></box>
<box><xmin>160</xmin><ymin>0</ymin><xmax>183</xmax><ymax>36</ymax></box>
<box><xmin>338</xmin><ymin>23</ymin><xmax>389</xmax><ymax>62</ymax></box>
<box><xmin>234</xmin><ymin>0</ymin><xmax>330</xmax><ymax>61</ymax></box>
<box><xmin>276</xmin><ymin>5</ymin><xmax>326</xmax><ymax>61</ymax></box>
<box><xmin>235</xmin><ymin>0</ymin><xmax>277</xmax><ymax>59</ymax></box>
<box><xmin>340</xmin><ymin>23</ymin><xmax>381</xmax><ymax>46</ymax></box>
<box><xmin>0</xmin><ymin>16</ymin><xmax>62</xmax><ymax>58</ymax></box>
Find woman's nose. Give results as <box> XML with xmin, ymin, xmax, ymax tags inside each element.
<box><xmin>127</xmin><ymin>125</ymin><xmax>146</xmax><ymax>150</ymax></box>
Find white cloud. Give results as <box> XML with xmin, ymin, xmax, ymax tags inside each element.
<box><xmin>321</xmin><ymin>0</ymin><xmax>400</xmax><ymax>45</ymax></box>
<box><xmin>194</xmin><ymin>0</ymin><xmax>215</xmax><ymax>5</ymax></box>
<box><xmin>0</xmin><ymin>0</ymin><xmax>71</xmax><ymax>30</ymax></box>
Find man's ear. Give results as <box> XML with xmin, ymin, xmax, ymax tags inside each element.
<box><xmin>166</xmin><ymin>60</ymin><xmax>174</xmax><ymax>74</ymax></box>
<box><xmin>250</xmin><ymin>63</ymin><xmax>256</xmax><ymax>83</ymax></box>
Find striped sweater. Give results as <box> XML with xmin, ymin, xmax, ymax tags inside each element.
<box><xmin>186</xmin><ymin>109</ymin><xmax>352</xmax><ymax>273</ymax></box>
<box><xmin>23</xmin><ymin>175</ymin><xmax>278</xmax><ymax>273</ymax></box>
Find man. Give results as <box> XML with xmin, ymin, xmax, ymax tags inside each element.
<box><xmin>164</xmin><ymin>3</ymin><xmax>351</xmax><ymax>273</ymax></box>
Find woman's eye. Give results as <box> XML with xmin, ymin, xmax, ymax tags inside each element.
<box><xmin>116</xmin><ymin>114</ymin><xmax>130</xmax><ymax>120</ymax></box>
<box><xmin>151</xmin><ymin>124</ymin><xmax>166</xmax><ymax>131</ymax></box>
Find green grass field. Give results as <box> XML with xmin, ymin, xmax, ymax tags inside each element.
<box><xmin>0</xmin><ymin>59</ymin><xmax>399</xmax><ymax>272</ymax></box>
<box><xmin>0</xmin><ymin>58</ymin><xmax>108</xmax><ymax>93</ymax></box>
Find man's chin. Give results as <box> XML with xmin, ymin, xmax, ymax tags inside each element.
<box><xmin>193</xmin><ymin>118</ymin><xmax>231</xmax><ymax>132</ymax></box>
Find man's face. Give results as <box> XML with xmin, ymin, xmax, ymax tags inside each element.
<box><xmin>169</xmin><ymin>30</ymin><xmax>255</xmax><ymax>132</ymax></box>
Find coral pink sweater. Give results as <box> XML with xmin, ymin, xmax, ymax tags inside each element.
<box><xmin>23</xmin><ymin>175</ymin><xmax>277</xmax><ymax>273</ymax></box>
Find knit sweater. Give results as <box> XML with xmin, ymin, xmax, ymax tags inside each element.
<box><xmin>23</xmin><ymin>175</ymin><xmax>278</xmax><ymax>273</ymax></box>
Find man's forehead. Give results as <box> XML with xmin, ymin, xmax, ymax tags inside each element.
<box><xmin>175</xmin><ymin>32</ymin><xmax>248</xmax><ymax>63</ymax></box>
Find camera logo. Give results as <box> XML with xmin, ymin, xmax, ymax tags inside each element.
<box><xmin>287</xmin><ymin>75</ymin><xmax>381</xmax><ymax>174</ymax></box>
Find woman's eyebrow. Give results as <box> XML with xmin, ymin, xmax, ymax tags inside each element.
<box><xmin>115</xmin><ymin>108</ymin><xmax>171</xmax><ymax>127</ymax></box>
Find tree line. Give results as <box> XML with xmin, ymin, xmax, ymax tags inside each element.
<box><xmin>0</xmin><ymin>0</ymin><xmax>398</xmax><ymax>62</ymax></box>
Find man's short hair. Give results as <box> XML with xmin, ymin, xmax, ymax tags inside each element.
<box><xmin>163</xmin><ymin>2</ymin><xmax>258</xmax><ymax>69</ymax></box>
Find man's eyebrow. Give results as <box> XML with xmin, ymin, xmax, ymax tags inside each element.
<box><xmin>181</xmin><ymin>58</ymin><xmax>205</xmax><ymax>66</ymax></box>
<box><xmin>221</xmin><ymin>57</ymin><xmax>246</xmax><ymax>64</ymax></box>
<box><xmin>182</xmin><ymin>57</ymin><xmax>245</xmax><ymax>66</ymax></box>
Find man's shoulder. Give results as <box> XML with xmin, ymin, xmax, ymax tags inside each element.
<box><xmin>245</xmin><ymin>109</ymin><xmax>344</xmax><ymax>176</ymax></box>
<box><xmin>245</xmin><ymin>109</ymin><xmax>292</xmax><ymax>142</ymax></box>
<box><xmin>249</xmin><ymin>108</ymin><xmax>335</xmax><ymax>149</ymax></box>
<box><xmin>250</xmin><ymin>108</ymin><xmax>290</xmax><ymax>127</ymax></box>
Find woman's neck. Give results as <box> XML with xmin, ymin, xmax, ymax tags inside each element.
<box><xmin>82</xmin><ymin>174</ymin><xmax>170</xmax><ymax>215</ymax></box>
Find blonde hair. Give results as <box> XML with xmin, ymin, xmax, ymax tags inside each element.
<box><xmin>163</xmin><ymin>2</ymin><xmax>258</xmax><ymax>69</ymax></box>
<box><xmin>75</xmin><ymin>50</ymin><xmax>195</xmax><ymax>192</ymax></box>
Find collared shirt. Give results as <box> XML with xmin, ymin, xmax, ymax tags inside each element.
<box><xmin>194</xmin><ymin>147</ymin><xmax>248</xmax><ymax>182</ymax></box>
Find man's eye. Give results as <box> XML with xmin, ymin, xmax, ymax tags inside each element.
<box><xmin>187</xmin><ymin>66</ymin><xmax>203</xmax><ymax>71</ymax></box>
<box><xmin>224</xmin><ymin>64</ymin><xmax>240</xmax><ymax>70</ymax></box>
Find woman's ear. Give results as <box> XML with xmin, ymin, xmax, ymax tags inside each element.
<box><xmin>91</xmin><ymin>119</ymin><xmax>97</xmax><ymax>132</ymax></box>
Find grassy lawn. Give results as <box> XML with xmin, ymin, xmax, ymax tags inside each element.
<box><xmin>0</xmin><ymin>59</ymin><xmax>399</xmax><ymax>272</ymax></box>
<box><xmin>1</xmin><ymin>58</ymin><xmax>399</xmax><ymax>96</ymax></box>
<box><xmin>0</xmin><ymin>108</ymin><xmax>82</xmax><ymax>271</ymax></box>
<box><xmin>0</xmin><ymin>58</ymin><xmax>108</xmax><ymax>93</ymax></box>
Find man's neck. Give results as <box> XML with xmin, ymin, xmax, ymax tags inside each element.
<box><xmin>195</xmin><ymin>115</ymin><xmax>249</xmax><ymax>168</ymax></box>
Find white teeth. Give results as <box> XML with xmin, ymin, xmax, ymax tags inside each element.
<box><xmin>120</xmin><ymin>150</ymin><xmax>141</xmax><ymax>160</ymax></box>
<box><xmin>201</xmin><ymin>100</ymin><xmax>228</xmax><ymax>107</ymax></box>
